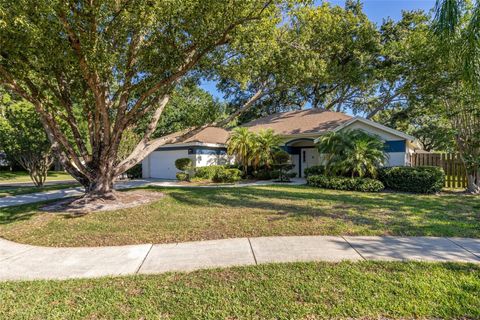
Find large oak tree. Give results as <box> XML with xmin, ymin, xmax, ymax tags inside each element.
<box><xmin>0</xmin><ymin>0</ymin><xmax>288</xmax><ymax>196</ymax></box>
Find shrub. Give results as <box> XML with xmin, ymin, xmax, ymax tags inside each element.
<box><xmin>194</xmin><ymin>165</ymin><xmax>224</xmax><ymax>180</ymax></box>
<box><xmin>212</xmin><ymin>168</ymin><xmax>242</xmax><ymax>183</ymax></box>
<box><xmin>303</xmin><ymin>165</ymin><xmax>325</xmax><ymax>177</ymax></box>
<box><xmin>194</xmin><ymin>165</ymin><xmax>242</xmax><ymax>183</ymax></box>
<box><xmin>175</xmin><ymin>158</ymin><xmax>192</xmax><ymax>171</ymax></box>
<box><xmin>272</xmin><ymin>150</ymin><xmax>295</xmax><ymax>182</ymax></box>
<box><xmin>378</xmin><ymin>166</ymin><xmax>445</xmax><ymax>194</ymax></box>
<box><xmin>252</xmin><ymin>169</ymin><xmax>272</xmax><ymax>180</ymax></box>
<box><xmin>252</xmin><ymin>166</ymin><xmax>283</xmax><ymax>180</ymax></box>
<box><xmin>307</xmin><ymin>174</ymin><xmax>384</xmax><ymax>192</ymax></box>
<box><xmin>176</xmin><ymin>172</ymin><xmax>189</xmax><ymax>181</ymax></box>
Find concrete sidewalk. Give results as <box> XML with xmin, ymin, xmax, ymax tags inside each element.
<box><xmin>1</xmin><ymin>236</ymin><xmax>479</xmax><ymax>281</ymax></box>
<box><xmin>0</xmin><ymin>178</ymin><xmax>306</xmax><ymax>208</ymax></box>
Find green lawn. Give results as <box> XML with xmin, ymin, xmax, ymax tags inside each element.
<box><xmin>1</xmin><ymin>261</ymin><xmax>479</xmax><ymax>319</ymax></box>
<box><xmin>0</xmin><ymin>171</ymin><xmax>74</xmax><ymax>183</ymax></box>
<box><xmin>1</xmin><ymin>185</ymin><xmax>479</xmax><ymax>247</ymax></box>
<box><xmin>0</xmin><ymin>183</ymin><xmax>79</xmax><ymax>198</ymax></box>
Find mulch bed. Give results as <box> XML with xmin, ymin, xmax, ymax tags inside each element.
<box><xmin>40</xmin><ymin>190</ymin><xmax>164</xmax><ymax>215</ymax></box>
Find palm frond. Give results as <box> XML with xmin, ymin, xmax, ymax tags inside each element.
<box><xmin>433</xmin><ymin>0</ymin><xmax>464</xmax><ymax>37</ymax></box>
<box><xmin>464</xmin><ymin>2</ymin><xmax>480</xmax><ymax>85</ymax></box>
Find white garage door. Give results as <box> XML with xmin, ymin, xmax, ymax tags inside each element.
<box><xmin>149</xmin><ymin>150</ymin><xmax>189</xmax><ymax>179</ymax></box>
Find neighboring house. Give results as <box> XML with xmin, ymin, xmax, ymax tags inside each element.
<box><xmin>142</xmin><ymin>109</ymin><xmax>421</xmax><ymax>179</ymax></box>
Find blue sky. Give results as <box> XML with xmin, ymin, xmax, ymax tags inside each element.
<box><xmin>201</xmin><ymin>0</ymin><xmax>437</xmax><ymax>100</ymax></box>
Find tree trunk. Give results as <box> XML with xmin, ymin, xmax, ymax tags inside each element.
<box><xmin>467</xmin><ymin>170</ymin><xmax>480</xmax><ymax>194</ymax></box>
<box><xmin>84</xmin><ymin>172</ymin><xmax>116</xmax><ymax>198</ymax></box>
<box><xmin>16</xmin><ymin>152</ymin><xmax>53</xmax><ymax>187</ymax></box>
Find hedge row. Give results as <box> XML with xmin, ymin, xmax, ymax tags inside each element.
<box><xmin>194</xmin><ymin>165</ymin><xmax>241</xmax><ymax>183</ymax></box>
<box><xmin>378</xmin><ymin>166</ymin><xmax>445</xmax><ymax>194</ymax></box>
<box><xmin>303</xmin><ymin>165</ymin><xmax>325</xmax><ymax>177</ymax></box>
<box><xmin>307</xmin><ymin>175</ymin><xmax>384</xmax><ymax>192</ymax></box>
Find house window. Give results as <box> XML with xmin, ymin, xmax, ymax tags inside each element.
<box><xmin>303</xmin><ymin>150</ymin><xmax>306</xmax><ymax>163</ymax></box>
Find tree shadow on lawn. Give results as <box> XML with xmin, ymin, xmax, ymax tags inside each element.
<box><xmin>157</xmin><ymin>185</ymin><xmax>480</xmax><ymax>238</ymax></box>
<box><xmin>0</xmin><ymin>203</ymin><xmax>41</xmax><ymax>225</ymax></box>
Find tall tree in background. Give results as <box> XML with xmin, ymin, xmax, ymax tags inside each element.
<box><xmin>359</xmin><ymin>10</ymin><xmax>457</xmax><ymax>153</ymax></box>
<box><xmin>0</xmin><ymin>0</ymin><xmax>288</xmax><ymax>197</ymax></box>
<box><xmin>214</xmin><ymin>0</ymin><xmax>380</xmax><ymax>124</ymax></box>
<box><xmin>434</xmin><ymin>0</ymin><xmax>480</xmax><ymax>193</ymax></box>
<box><xmin>153</xmin><ymin>85</ymin><xmax>225</xmax><ymax>137</ymax></box>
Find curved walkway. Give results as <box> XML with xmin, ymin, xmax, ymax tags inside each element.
<box><xmin>1</xmin><ymin>236</ymin><xmax>479</xmax><ymax>281</ymax></box>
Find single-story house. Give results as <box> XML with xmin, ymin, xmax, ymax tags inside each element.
<box><xmin>142</xmin><ymin>109</ymin><xmax>420</xmax><ymax>179</ymax></box>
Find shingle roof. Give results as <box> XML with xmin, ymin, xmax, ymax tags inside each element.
<box><xmin>182</xmin><ymin>126</ymin><xmax>230</xmax><ymax>145</ymax></box>
<box><xmin>168</xmin><ymin>109</ymin><xmax>352</xmax><ymax>146</ymax></box>
<box><xmin>241</xmin><ymin>109</ymin><xmax>352</xmax><ymax>135</ymax></box>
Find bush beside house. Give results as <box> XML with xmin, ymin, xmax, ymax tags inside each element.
<box><xmin>378</xmin><ymin>166</ymin><xmax>445</xmax><ymax>194</ymax></box>
<box><xmin>272</xmin><ymin>150</ymin><xmax>296</xmax><ymax>182</ymax></box>
<box><xmin>307</xmin><ymin>175</ymin><xmax>385</xmax><ymax>192</ymax></box>
<box><xmin>303</xmin><ymin>165</ymin><xmax>325</xmax><ymax>177</ymax></box>
<box><xmin>307</xmin><ymin>129</ymin><xmax>386</xmax><ymax>192</ymax></box>
<box><xmin>193</xmin><ymin>165</ymin><xmax>242</xmax><ymax>183</ymax></box>
<box><xmin>175</xmin><ymin>158</ymin><xmax>193</xmax><ymax>181</ymax></box>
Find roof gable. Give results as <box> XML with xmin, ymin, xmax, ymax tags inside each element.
<box><xmin>331</xmin><ymin>117</ymin><xmax>417</xmax><ymax>141</ymax></box>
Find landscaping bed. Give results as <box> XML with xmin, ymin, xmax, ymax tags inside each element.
<box><xmin>1</xmin><ymin>185</ymin><xmax>479</xmax><ymax>247</ymax></box>
<box><xmin>1</xmin><ymin>261</ymin><xmax>479</xmax><ymax>319</ymax></box>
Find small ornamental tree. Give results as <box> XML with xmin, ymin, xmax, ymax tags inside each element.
<box><xmin>272</xmin><ymin>150</ymin><xmax>295</xmax><ymax>182</ymax></box>
<box><xmin>0</xmin><ymin>101</ymin><xmax>53</xmax><ymax>186</ymax></box>
<box><xmin>175</xmin><ymin>158</ymin><xmax>192</xmax><ymax>181</ymax></box>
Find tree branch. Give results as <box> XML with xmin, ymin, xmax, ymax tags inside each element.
<box><xmin>113</xmin><ymin>86</ymin><xmax>265</xmax><ymax>175</ymax></box>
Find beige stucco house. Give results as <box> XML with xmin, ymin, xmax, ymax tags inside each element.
<box><xmin>142</xmin><ymin>109</ymin><xmax>420</xmax><ymax>179</ymax></box>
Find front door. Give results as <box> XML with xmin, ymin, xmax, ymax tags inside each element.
<box><xmin>301</xmin><ymin>148</ymin><xmax>319</xmax><ymax>177</ymax></box>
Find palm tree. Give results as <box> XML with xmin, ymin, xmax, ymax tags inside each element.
<box><xmin>251</xmin><ymin>129</ymin><xmax>282</xmax><ymax>169</ymax></box>
<box><xmin>227</xmin><ymin>127</ymin><xmax>255</xmax><ymax>175</ymax></box>
<box><xmin>434</xmin><ymin>0</ymin><xmax>480</xmax><ymax>194</ymax></box>
<box><xmin>317</xmin><ymin>129</ymin><xmax>386</xmax><ymax>178</ymax></box>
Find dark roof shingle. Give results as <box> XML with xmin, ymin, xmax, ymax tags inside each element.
<box><xmin>241</xmin><ymin>109</ymin><xmax>351</xmax><ymax>135</ymax></box>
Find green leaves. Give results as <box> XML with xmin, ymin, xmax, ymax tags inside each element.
<box><xmin>317</xmin><ymin>129</ymin><xmax>386</xmax><ymax>178</ymax></box>
<box><xmin>433</xmin><ymin>0</ymin><xmax>464</xmax><ymax>37</ymax></box>
<box><xmin>227</xmin><ymin>128</ymin><xmax>282</xmax><ymax>173</ymax></box>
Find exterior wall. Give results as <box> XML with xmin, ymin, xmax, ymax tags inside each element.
<box><xmin>194</xmin><ymin>153</ymin><xmax>230</xmax><ymax>167</ymax></box>
<box><xmin>142</xmin><ymin>156</ymin><xmax>151</xmax><ymax>178</ymax></box>
<box><xmin>384</xmin><ymin>140</ymin><xmax>407</xmax><ymax>166</ymax></box>
<box><xmin>386</xmin><ymin>152</ymin><xmax>406</xmax><ymax>166</ymax></box>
